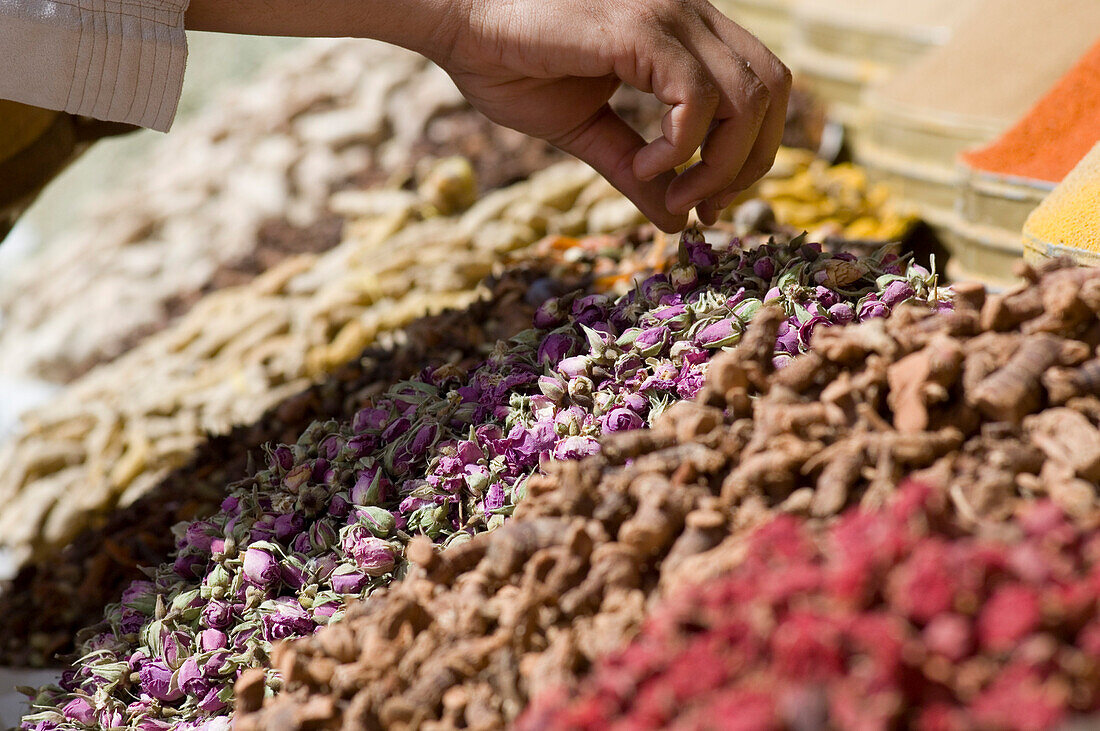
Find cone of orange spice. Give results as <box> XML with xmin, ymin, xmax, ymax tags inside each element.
<box><xmin>960</xmin><ymin>39</ymin><xmax>1100</xmax><ymax>184</ymax></box>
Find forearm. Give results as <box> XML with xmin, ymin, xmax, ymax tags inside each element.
<box><xmin>184</xmin><ymin>0</ymin><xmax>463</xmax><ymax>60</ymax></box>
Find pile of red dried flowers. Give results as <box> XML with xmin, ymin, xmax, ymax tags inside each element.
<box><xmin>19</xmin><ymin>230</ymin><xmax>942</xmax><ymax>730</ymax></box>
<box><xmin>520</xmin><ymin>481</ymin><xmax>1100</xmax><ymax>731</ymax></box>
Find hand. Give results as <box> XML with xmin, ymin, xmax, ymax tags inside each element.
<box><xmin>433</xmin><ymin>0</ymin><xmax>791</xmax><ymax>232</ymax></box>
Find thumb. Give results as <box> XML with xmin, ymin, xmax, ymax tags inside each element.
<box><xmin>554</xmin><ymin>104</ymin><xmax>687</xmax><ymax>234</ymax></box>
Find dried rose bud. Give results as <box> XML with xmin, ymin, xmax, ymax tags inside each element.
<box><xmin>262</xmin><ymin>599</ymin><xmax>316</xmax><ymax>642</ymax></box>
<box><xmin>351</xmin><ymin>466</ymin><xmax>387</xmax><ymax>506</ymax></box>
<box><xmin>533</xmin><ymin>298</ymin><xmax>567</xmax><ymax>329</ymax></box>
<box><xmin>601</xmin><ymin>407</ymin><xmax>644</xmax><ymax>433</ymax></box>
<box><xmin>557</xmin><ymin>356</ymin><xmax>589</xmax><ymax>380</ymax></box>
<box><xmin>754</xmin><ymin>257</ymin><xmax>776</xmax><ymax>280</ymax></box>
<box><xmin>329</xmin><ymin>566</ymin><xmax>370</xmax><ymax>594</ymax></box>
<box><xmin>880</xmin><ymin>279</ymin><xmax>917</xmax><ymax>308</ymax></box>
<box><xmin>694</xmin><ymin>318</ymin><xmax>743</xmax><ymax>348</ymax></box>
<box><xmin>567</xmin><ymin>376</ymin><xmax>594</xmax><ymax>405</ymax></box>
<box><xmin>857</xmin><ymin>297</ymin><xmax>889</xmax><ymax>321</ymax></box>
<box><xmin>352</xmin><ymin>407</ymin><xmax>389</xmax><ymax>434</ymax></box>
<box><xmin>537</xmin><ymin>333</ymin><xmax>577</xmax><ymax>366</ymax></box>
<box><xmin>273</xmin><ymin>513</ymin><xmax>305</xmax><ymax>542</ymax></box>
<box><xmin>282</xmin><ymin>464</ymin><xmax>311</xmax><ymax>494</ymax></box>
<box><xmin>354</xmin><ymin>506</ymin><xmax>397</xmax><ymax>538</ymax></box>
<box><xmin>62</xmin><ymin>698</ymin><xmax>95</xmax><ymax>724</ymax></box>
<box><xmin>827</xmin><ymin>302</ymin><xmax>855</xmax><ymax>324</ymax></box>
<box><xmin>669</xmin><ymin>264</ymin><xmax>698</xmax><ymax>292</ymax></box>
<box><xmin>201</xmin><ymin>600</ymin><xmax>232</xmax><ymax>631</ymax></box>
<box><xmin>341</xmin><ymin>527</ymin><xmax>397</xmax><ymax>576</ymax></box>
<box><xmin>797</xmin><ymin>316</ymin><xmax>831</xmax><ymax>349</ymax></box>
<box><xmin>553</xmin><ymin>435</ymin><xmax>601</xmax><ymax>461</ymax></box>
<box><xmin>635</xmin><ymin>325</ymin><xmax>671</xmax><ymax>357</ymax></box>
<box><xmin>242</xmin><ymin>546</ymin><xmax>280</xmax><ymax>588</ymax></box>
<box><xmin>139</xmin><ymin>660</ymin><xmax>183</xmax><ymax>702</ymax></box>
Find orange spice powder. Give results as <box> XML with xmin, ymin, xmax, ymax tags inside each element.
<box><xmin>961</xmin><ymin>39</ymin><xmax>1100</xmax><ymax>184</ymax></box>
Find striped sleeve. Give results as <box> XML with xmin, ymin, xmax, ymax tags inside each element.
<box><xmin>0</xmin><ymin>0</ymin><xmax>189</xmax><ymax>132</ymax></box>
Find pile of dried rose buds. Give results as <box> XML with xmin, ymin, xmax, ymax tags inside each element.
<box><xmin>21</xmin><ymin>231</ymin><xmax>945</xmax><ymax>730</ymax></box>
<box><xmin>519</xmin><ymin>482</ymin><xmax>1100</xmax><ymax>731</ymax></box>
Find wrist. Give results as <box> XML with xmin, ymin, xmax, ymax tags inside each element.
<box><xmin>359</xmin><ymin>0</ymin><xmax>470</xmax><ymax>63</ymax></box>
<box><xmin>185</xmin><ymin>0</ymin><xmax>469</xmax><ymax>63</ymax></box>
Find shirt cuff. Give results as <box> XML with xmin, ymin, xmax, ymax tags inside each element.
<box><xmin>0</xmin><ymin>0</ymin><xmax>189</xmax><ymax>132</ymax></box>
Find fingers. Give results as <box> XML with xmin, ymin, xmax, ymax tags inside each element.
<box><xmin>632</xmin><ymin>54</ymin><xmax>720</xmax><ymax>182</ymax></box>
<box><xmin>619</xmin><ymin>0</ymin><xmax>791</xmax><ymax>223</ymax></box>
<box><xmin>663</xmin><ymin>39</ymin><xmax>770</xmax><ymax>215</ymax></box>
<box><xmin>554</xmin><ymin>103</ymin><xmax>688</xmax><ymax>233</ymax></box>
<box><xmin>698</xmin><ymin>6</ymin><xmax>792</xmax><ymax>213</ymax></box>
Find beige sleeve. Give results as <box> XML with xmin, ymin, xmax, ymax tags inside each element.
<box><xmin>0</xmin><ymin>0</ymin><xmax>189</xmax><ymax>132</ymax></box>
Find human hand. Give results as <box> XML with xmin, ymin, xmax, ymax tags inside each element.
<box><xmin>431</xmin><ymin>0</ymin><xmax>791</xmax><ymax>232</ymax></box>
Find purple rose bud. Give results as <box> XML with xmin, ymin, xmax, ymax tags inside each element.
<box><xmin>242</xmin><ymin>546</ymin><xmax>280</xmax><ymax>587</ymax></box>
<box><xmin>694</xmin><ymin>318</ymin><xmax>742</xmax><ymax>348</ymax></box>
<box><xmin>601</xmin><ymin>407</ymin><xmax>644</xmax><ymax>433</ymax></box>
<box><xmin>139</xmin><ymin>660</ymin><xmax>183</xmax><ymax>702</ymax></box>
<box><xmin>281</xmin><ymin>561</ymin><xmax>308</xmax><ymax>590</ymax></box>
<box><xmin>813</xmin><ymin>286</ymin><xmax>841</xmax><ymax>309</ymax></box>
<box><xmin>198</xmin><ymin>629</ymin><xmax>228</xmax><ymax>652</ymax></box>
<box><xmin>313</xmin><ymin>602</ymin><xmax>340</xmax><ymax>622</ymax></box>
<box><xmin>262</xmin><ymin>599</ymin><xmax>316</xmax><ymax>642</ymax></box>
<box><xmin>202</xmin><ymin>602</ymin><xmax>232</xmax><ymax>628</ymax></box>
<box><xmin>219</xmin><ymin>496</ymin><xmax>239</xmax><ymax>514</ymax></box>
<box><xmin>753</xmin><ymin>257</ymin><xmax>775</xmax><ymax>279</ymax></box>
<box><xmin>725</xmin><ymin>287</ymin><xmax>748</xmax><ymax>308</ymax></box>
<box><xmin>309</xmin><ymin>520</ymin><xmax>338</xmax><ymax>551</ymax></box>
<box><xmin>177</xmin><ymin>658</ymin><xmax>210</xmax><ymax>698</ymax></box>
<box><xmin>557</xmin><ymin>356</ymin><xmax>589</xmax><ymax>380</ymax></box>
<box><xmin>330</xmin><ymin>566</ymin><xmax>371</xmax><ymax>594</ymax></box>
<box><xmin>571</xmin><ymin>294</ymin><xmax>609</xmax><ymax>326</ymax></box>
<box><xmin>797</xmin><ymin>315</ymin><xmax>832</xmax><ymax>349</ymax></box>
<box><xmin>353</xmin><ymin>407</ymin><xmax>389</xmax><ymax>433</ymax></box>
<box><xmin>62</xmin><ymin>698</ymin><xmax>95</xmax><ymax>724</ymax></box>
<box><xmin>329</xmin><ymin>494</ymin><xmax>351</xmax><ymax>519</ymax></box>
<box><xmin>484</xmin><ymin>482</ymin><xmax>506</xmax><ymax>512</ymax></box>
<box><xmin>880</xmin><ymin>279</ymin><xmax>916</xmax><ymax>308</ymax></box>
<box><xmin>185</xmin><ymin>522</ymin><xmax>215</xmax><ymax>553</ymax></box>
<box><xmin>533</xmin><ymin>298</ymin><xmax>566</xmax><ymax>329</ymax></box>
<box><xmin>553</xmin><ymin>436</ymin><xmax>601</xmax><ymax>461</ymax></box>
<box><xmin>380</xmin><ymin>417</ymin><xmax>411</xmax><ymax>442</ymax></box>
<box><xmin>537</xmin><ymin>332</ymin><xmax>577</xmax><ymax>366</ymax></box>
<box><xmin>273</xmin><ymin>513</ymin><xmax>305</xmax><ymax>542</ymax></box>
<box><xmin>319</xmin><ymin>435</ymin><xmax>344</xmax><ymax>461</ymax></box>
<box><xmin>271</xmin><ymin>445</ymin><xmax>294</xmax><ymax>471</ymax></box>
<box><xmin>341</xmin><ymin>527</ymin><xmax>397</xmax><ymax>576</ymax></box>
<box><xmin>198</xmin><ymin>688</ymin><xmax>228</xmax><ymax>713</ymax></box>
<box><xmin>764</xmin><ymin>286</ymin><xmax>782</xmax><ymax>302</ymax></box>
<box><xmin>173</xmin><ymin>553</ymin><xmax>206</xmax><ymax>580</ymax></box>
<box><xmin>775</xmin><ymin>319</ymin><xmax>800</xmax><ymax>354</ymax></box>
<box><xmin>635</xmin><ymin>326</ymin><xmax>670</xmax><ymax>356</ymax></box>
<box><xmin>289</xmin><ymin>532</ymin><xmax>312</xmax><ymax>555</ymax></box>
<box><xmin>408</xmin><ymin>423</ymin><xmax>438</xmax><ymax>456</ymax></box>
<box><xmin>121</xmin><ymin>580</ymin><xmax>156</xmax><ymax>612</ymax></box>
<box><xmin>622</xmin><ymin>392</ymin><xmax>649</xmax><ymax>415</ymax></box>
<box><xmin>351</xmin><ymin>467</ymin><xmax>389</xmax><ymax>506</ymax></box>
<box><xmin>858</xmin><ymin>298</ymin><xmax>890</xmax><ymax>321</ymax></box>
<box><xmin>827</xmin><ymin>302</ymin><xmax>856</xmax><ymax>323</ymax></box>
<box><xmin>684</xmin><ymin>238</ymin><xmax>719</xmax><ymax>267</ymax></box>
<box><xmin>537</xmin><ymin>375</ymin><xmax>567</xmax><ymax>403</ymax></box>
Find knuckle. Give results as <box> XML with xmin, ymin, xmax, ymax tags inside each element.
<box><xmin>765</xmin><ymin>57</ymin><xmax>793</xmax><ymax>94</ymax></box>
